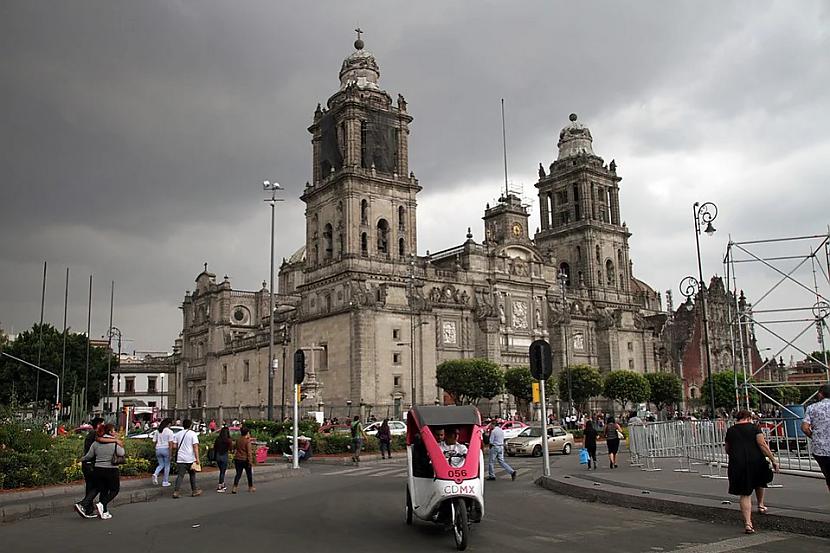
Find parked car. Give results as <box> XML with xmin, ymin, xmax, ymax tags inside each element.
<box><xmin>499</xmin><ymin>421</ymin><xmax>530</xmax><ymax>439</ymax></box>
<box><xmin>319</xmin><ymin>423</ymin><xmax>352</xmax><ymax>435</ymax></box>
<box><xmin>505</xmin><ymin>425</ymin><xmax>574</xmax><ymax>457</ymax></box>
<box><xmin>128</xmin><ymin>426</ymin><xmax>184</xmax><ymax>440</ymax></box>
<box><xmin>363</xmin><ymin>420</ymin><xmax>406</xmax><ymax>436</ymax></box>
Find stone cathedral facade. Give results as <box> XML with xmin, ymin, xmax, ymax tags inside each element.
<box><xmin>175</xmin><ymin>36</ymin><xmax>742</xmax><ymax>419</ymax></box>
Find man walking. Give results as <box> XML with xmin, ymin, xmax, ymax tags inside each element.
<box><xmin>486</xmin><ymin>420</ymin><xmax>516</xmax><ymax>481</ymax></box>
<box><xmin>350</xmin><ymin>415</ymin><xmax>366</xmax><ymax>465</ymax></box>
<box><xmin>172</xmin><ymin>419</ymin><xmax>202</xmax><ymax>499</ymax></box>
<box><xmin>802</xmin><ymin>383</ymin><xmax>830</xmax><ymax>492</ymax></box>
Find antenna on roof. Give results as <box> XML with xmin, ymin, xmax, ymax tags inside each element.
<box><xmin>501</xmin><ymin>99</ymin><xmax>509</xmax><ymax>200</ymax></box>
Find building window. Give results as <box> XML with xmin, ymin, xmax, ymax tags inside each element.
<box><xmin>148</xmin><ymin>401</ymin><xmax>156</xmax><ymax>408</ymax></box>
<box><xmin>556</xmin><ymin>190</ymin><xmax>568</xmax><ymax>204</ymax></box>
<box><xmin>393</xmin><ymin>352</ymin><xmax>402</xmax><ymax>365</ymax></box>
<box><xmin>125</xmin><ymin>377</ymin><xmax>135</xmax><ymax>393</ymax></box>
<box><xmin>361</xmin><ymin>199</ymin><xmax>368</xmax><ymax>224</ymax></box>
<box><xmin>690</xmin><ymin>388</ymin><xmax>697</xmax><ymax>399</ymax></box>
<box><xmin>573</xmin><ymin>184</ymin><xmax>581</xmax><ymax>220</ymax></box>
<box><xmin>398</xmin><ymin>237</ymin><xmax>405</xmax><ymax>258</ymax></box>
<box><xmin>393</xmin><ymin>376</ymin><xmax>401</xmax><ymax>387</ymax></box>
<box><xmin>628</xmin><ymin>359</ymin><xmax>634</xmax><ymax>370</ymax></box>
<box><xmin>559</xmin><ymin>262</ymin><xmax>571</xmax><ymax>286</ymax></box>
<box><xmin>360</xmin><ymin>121</ymin><xmax>368</xmax><ymax>168</ymax></box>
<box><xmin>319</xmin><ymin>343</ymin><xmax>328</xmax><ymax>371</ymax></box>
<box><xmin>222</xmin><ymin>364</ymin><xmax>228</xmax><ymax>384</ymax></box>
<box><xmin>392</xmin><ymin>328</ymin><xmax>401</xmax><ymax>340</ymax></box>
<box><xmin>147</xmin><ymin>376</ymin><xmax>157</xmax><ymax>393</ymax></box>
<box><xmin>606</xmin><ymin>260</ymin><xmax>616</xmax><ymax>287</ymax></box>
<box><xmin>627</xmin><ymin>342</ymin><xmax>633</xmax><ymax>351</ymax></box>
<box><xmin>398</xmin><ymin>206</ymin><xmax>405</xmax><ymax>230</ymax></box>
<box><xmin>361</xmin><ymin>232</ymin><xmax>368</xmax><ymax>256</ymax></box>
<box><xmin>243</xmin><ymin>360</ymin><xmax>250</xmax><ymax>382</ymax></box>
<box><xmin>377</xmin><ymin>219</ymin><xmax>389</xmax><ymax>254</ymax></box>
<box><xmin>323</xmin><ymin>223</ymin><xmax>333</xmax><ymax>260</ymax></box>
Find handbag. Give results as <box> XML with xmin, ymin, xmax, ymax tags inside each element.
<box><xmin>616</xmin><ymin>429</ymin><xmax>625</xmax><ymax>440</ymax></box>
<box><xmin>110</xmin><ymin>442</ymin><xmax>126</xmax><ymax>466</ymax></box>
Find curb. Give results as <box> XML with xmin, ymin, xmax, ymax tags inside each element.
<box><xmin>535</xmin><ymin>474</ymin><xmax>830</xmax><ymax>539</ymax></box>
<box><xmin>308</xmin><ymin>453</ymin><xmax>400</xmax><ymax>466</ymax></box>
<box><xmin>1</xmin><ymin>463</ymin><xmax>307</xmax><ymax>524</ymax></box>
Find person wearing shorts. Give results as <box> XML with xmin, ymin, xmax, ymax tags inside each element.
<box><xmin>802</xmin><ymin>384</ymin><xmax>830</xmax><ymax>492</ymax></box>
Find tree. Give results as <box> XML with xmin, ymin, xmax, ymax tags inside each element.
<box><xmin>702</xmin><ymin>371</ymin><xmax>758</xmax><ymax>411</ymax></box>
<box><xmin>557</xmin><ymin>364</ymin><xmax>603</xmax><ymax>412</ymax></box>
<box><xmin>0</xmin><ymin>323</ymin><xmax>116</xmax><ymax>410</ymax></box>
<box><xmin>436</xmin><ymin>358</ymin><xmax>505</xmax><ymax>405</ymax></box>
<box><xmin>765</xmin><ymin>385</ymin><xmax>801</xmax><ymax>406</ymax></box>
<box><xmin>644</xmin><ymin>372</ymin><xmax>683</xmax><ymax>411</ymax></box>
<box><xmin>504</xmin><ymin>366</ymin><xmax>556</xmax><ymax>417</ymax></box>
<box><xmin>603</xmin><ymin>370</ymin><xmax>650</xmax><ymax>413</ymax></box>
<box><xmin>0</xmin><ymin>324</ymin><xmax>8</xmax><ymax>350</ymax></box>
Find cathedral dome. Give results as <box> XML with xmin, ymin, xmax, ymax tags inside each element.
<box><xmin>339</xmin><ymin>37</ymin><xmax>381</xmax><ymax>91</ymax></box>
<box><xmin>557</xmin><ymin>113</ymin><xmax>595</xmax><ymax>160</ymax></box>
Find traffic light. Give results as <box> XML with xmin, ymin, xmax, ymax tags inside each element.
<box><xmin>293</xmin><ymin>349</ymin><xmax>305</xmax><ymax>385</ymax></box>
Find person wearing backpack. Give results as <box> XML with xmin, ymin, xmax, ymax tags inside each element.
<box><xmin>77</xmin><ymin>423</ymin><xmax>124</xmax><ymax>519</ymax></box>
<box><xmin>172</xmin><ymin>419</ymin><xmax>202</xmax><ymax>499</ymax></box>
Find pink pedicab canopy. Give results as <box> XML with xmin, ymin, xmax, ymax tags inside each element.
<box><xmin>407</xmin><ymin>405</ymin><xmax>482</xmax><ymax>483</ymax></box>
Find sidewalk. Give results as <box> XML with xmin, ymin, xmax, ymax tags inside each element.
<box><xmin>0</xmin><ymin>460</ymin><xmax>308</xmax><ymax>524</ymax></box>
<box><xmin>536</xmin><ymin>449</ymin><xmax>830</xmax><ymax>538</ymax></box>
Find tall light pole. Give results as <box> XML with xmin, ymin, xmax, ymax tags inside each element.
<box><xmin>558</xmin><ymin>270</ymin><xmax>573</xmax><ymax>416</ymax></box>
<box><xmin>108</xmin><ymin>326</ymin><xmax>122</xmax><ymax>420</ymax></box>
<box><xmin>407</xmin><ymin>253</ymin><xmax>416</xmax><ymax>407</ymax></box>
<box><xmin>692</xmin><ymin>201</ymin><xmax>718</xmax><ymax>418</ymax></box>
<box><xmin>263</xmin><ymin>180</ymin><xmax>284</xmax><ymax>421</ymax></box>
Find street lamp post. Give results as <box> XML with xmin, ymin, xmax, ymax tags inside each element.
<box><xmin>346</xmin><ymin>400</ymin><xmax>352</xmax><ymax>419</ymax></box>
<box><xmin>263</xmin><ymin>180</ymin><xmax>284</xmax><ymax>421</ymax></box>
<box><xmin>107</xmin><ymin>327</ymin><xmax>122</xmax><ymax>420</ymax></box>
<box><xmin>281</xmin><ymin>322</ymin><xmax>291</xmax><ymax>421</ymax></box>
<box><xmin>407</xmin><ymin>254</ymin><xmax>416</xmax><ymax>407</ymax></box>
<box><xmin>558</xmin><ymin>270</ymin><xmax>573</xmax><ymax>416</ymax></box>
<box><xmin>692</xmin><ymin>200</ymin><xmax>718</xmax><ymax>418</ymax></box>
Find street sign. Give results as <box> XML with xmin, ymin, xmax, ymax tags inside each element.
<box><xmin>532</xmin><ymin>382</ymin><xmax>540</xmax><ymax>403</ymax></box>
<box><xmin>528</xmin><ymin>339</ymin><xmax>553</xmax><ymax>380</ymax></box>
<box><xmin>293</xmin><ymin>349</ymin><xmax>306</xmax><ymax>384</ymax></box>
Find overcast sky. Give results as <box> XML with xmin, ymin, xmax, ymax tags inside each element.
<box><xmin>1</xmin><ymin>1</ymin><xmax>828</xmax><ymax>362</ymax></box>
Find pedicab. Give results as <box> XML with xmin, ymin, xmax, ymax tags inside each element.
<box><xmin>405</xmin><ymin>405</ymin><xmax>484</xmax><ymax>551</ymax></box>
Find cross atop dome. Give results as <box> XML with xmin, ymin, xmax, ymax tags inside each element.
<box><xmin>354</xmin><ymin>27</ymin><xmax>364</xmax><ymax>50</ymax></box>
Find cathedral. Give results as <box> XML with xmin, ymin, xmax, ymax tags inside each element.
<box><xmin>175</xmin><ymin>35</ymin><xmax>758</xmax><ymax>420</ymax></box>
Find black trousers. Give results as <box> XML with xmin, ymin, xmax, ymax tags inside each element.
<box><xmin>233</xmin><ymin>459</ymin><xmax>253</xmax><ymax>487</ymax></box>
<box><xmin>80</xmin><ymin>467</ymin><xmax>120</xmax><ymax>513</ymax></box>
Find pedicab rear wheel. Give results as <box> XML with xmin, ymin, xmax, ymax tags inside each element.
<box><xmin>451</xmin><ymin>498</ymin><xmax>469</xmax><ymax>551</ymax></box>
<box><xmin>405</xmin><ymin>486</ymin><xmax>413</xmax><ymax>525</ymax></box>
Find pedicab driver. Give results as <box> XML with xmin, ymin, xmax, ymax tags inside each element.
<box><xmin>440</xmin><ymin>427</ymin><xmax>468</xmax><ymax>468</ymax></box>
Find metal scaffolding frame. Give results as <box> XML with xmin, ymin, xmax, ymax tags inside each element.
<box><xmin>723</xmin><ymin>229</ymin><xmax>830</xmax><ymax>413</ymax></box>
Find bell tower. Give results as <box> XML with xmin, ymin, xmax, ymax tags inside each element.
<box><xmin>302</xmin><ymin>31</ymin><xmax>419</xmax><ymax>276</ymax></box>
<box><xmin>535</xmin><ymin>114</ymin><xmax>632</xmax><ymax>300</ymax></box>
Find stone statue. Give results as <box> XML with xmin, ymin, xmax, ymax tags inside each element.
<box><xmin>498</xmin><ymin>304</ymin><xmax>506</xmax><ymax>325</ymax></box>
<box><xmin>430</xmin><ymin>287</ymin><xmax>442</xmax><ymax>303</ymax></box>
<box><xmin>459</xmin><ymin>290</ymin><xmax>469</xmax><ymax>306</ymax></box>
<box><xmin>473</xmin><ymin>288</ymin><xmax>494</xmax><ymax>320</ymax></box>
<box><xmin>397</xmin><ymin>94</ymin><xmax>407</xmax><ymax>111</ymax></box>
<box><xmin>535</xmin><ymin>307</ymin><xmax>542</xmax><ymax>328</ymax></box>
<box><xmin>609</xmin><ymin>159</ymin><xmax>617</xmax><ymax>172</ymax></box>
<box><xmin>538</xmin><ymin>163</ymin><xmax>546</xmax><ymax>179</ymax></box>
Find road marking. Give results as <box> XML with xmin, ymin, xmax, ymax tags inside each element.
<box><xmin>663</xmin><ymin>533</ymin><xmax>789</xmax><ymax>553</ymax></box>
<box><xmin>319</xmin><ymin>467</ymin><xmax>368</xmax><ymax>476</ymax></box>
<box><xmin>318</xmin><ymin>466</ymin><xmax>407</xmax><ymax>477</ymax></box>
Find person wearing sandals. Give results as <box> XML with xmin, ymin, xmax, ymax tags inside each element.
<box><xmin>213</xmin><ymin>426</ymin><xmax>233</xmax><ymax>493</ymax></box>
<box><xmin>232</xmin><ymin>425</ymin><xmax>255</xmax><ymax>493</ymax></box>
<box><xmin>77</xmin><ymin>423</ymin><xmax>124</xmax><ymax>520</ymax></box>
<box><xmin>724</xmin><ymin>409</ymin><xmax>779</xmax><ymax>534</ymax></box>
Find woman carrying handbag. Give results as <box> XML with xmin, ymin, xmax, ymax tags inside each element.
<box><xmin>78</xmin><ymin>423</ymin><xmax>125</xmax><ymax>519</ymax></box>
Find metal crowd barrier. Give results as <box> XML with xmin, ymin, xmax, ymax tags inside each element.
<box><xmin>629</xmin><ymin>418</ymin><xmax>823</xmax><ymax>478</ymax></box>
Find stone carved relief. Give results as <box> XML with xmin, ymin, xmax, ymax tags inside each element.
<box><xmin>547</xmin><ymin>296</ymin><xmax>571</xmax><ymax>325</ymax></box>
<box><xmin>428</xmin><ymin>284</ymin><xmax>470</xmax><ymax>307</ymax></box>
<box><xmin>512</xmin><ymin>300</ymin><xmax>529</xmax><ymax>329</ymax></box>
<box><xmin>473</xmin><ymin>288</ymin><xmax>495</xmax><ymax>321</ymax></box>
<box><xmin>350</xmin><ymin>280</ymin><xmax>378</xmax><ymax>308</ymax></box>
<box><xmin>510</xmin><ymin>258</ymin><xmax>529</xmax><ymax>277</ymax></box>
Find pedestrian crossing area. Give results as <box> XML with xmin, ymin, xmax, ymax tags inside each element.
<box><xmin>317</xmin><ymin>463</ymin><xmax>409</xmax><ymax>478</ymax></box>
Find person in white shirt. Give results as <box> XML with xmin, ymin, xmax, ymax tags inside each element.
<box><xmin>151</xmin><ymin>418</ymin><xmax>175</xmax><ymax>486</ymax></box>
<box><xmin>440</xmin><ymin>427</ymin><xmax>468</xmax><ymax>468</ymax></box>
<box><xmin>172</xmin><ymin>419</ymin><xmax>201</xmax><ymax>498</ymax></box>
<box><xmin>486</xmin><ymin>421</ymin><xmax>517</xmax><ymax>481</ymax></box>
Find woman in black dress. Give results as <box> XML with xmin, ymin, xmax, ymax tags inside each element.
<box><xmin>603</xmin><ymin>416</ymin><xmax>622</xmax><ymax>468</ymax></box>
<box><xmin>583</xmin><ymin>420</ymin><xmax>598</xmax><ymax>470</ymax></box>
<box><xmin>724</xmin><ymin>410</ymin><xmax>779</xmax><ymax>534</ymax></box>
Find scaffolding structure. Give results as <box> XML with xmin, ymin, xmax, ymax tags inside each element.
<box><xmin>723</xmin><ymin>228</ymin><xmax>830</xmax><ymax>414</ymax></box>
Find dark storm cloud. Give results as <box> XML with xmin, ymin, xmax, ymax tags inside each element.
<box><xmin>1</xmin><ymin>1</ymin><xmax>828</xmax><ymax>352</ymax></box>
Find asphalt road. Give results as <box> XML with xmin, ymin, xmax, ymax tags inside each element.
<box><xmin>2</xmin><ymin>455</ymin><xmax>827</xmax><ymax>553</ymax></box>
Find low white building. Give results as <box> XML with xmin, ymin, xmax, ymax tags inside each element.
<box><xmin>97</xmin><ymin>351</ymin><xmax>177</xmax><ymax>419</ymax></box>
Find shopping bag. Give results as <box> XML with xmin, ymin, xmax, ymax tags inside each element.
<box><xmin>579</xmin><ymin>448</ymin><xmax>590</xmax><ymax>465</ymax></box>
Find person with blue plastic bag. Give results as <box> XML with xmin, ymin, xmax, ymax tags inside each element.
<box><xmin>583</xmin><ymin>419</ymin><xmax>598</xmax><ymax>470</ymax></box>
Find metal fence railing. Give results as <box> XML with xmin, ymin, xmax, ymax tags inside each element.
<box><xmin>628</xmin><ymin>418</ymin><xmax>822</xmax><ymax>478</ymax></box>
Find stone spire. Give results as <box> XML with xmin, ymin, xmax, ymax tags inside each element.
<box><xmin>339</xmin><ymin>29</ymin><xmax>381</xmax><ymax>91</ymax></box>
<box><xmin>557</xmin><ymin>113</ymin><xmax>595</xmax><ymax>160</ymax></box>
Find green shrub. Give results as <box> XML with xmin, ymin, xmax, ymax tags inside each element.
<box><xmin>120</xmin><ymin>457</ymin><xmax>151</xmax><ymax>476</ymax></box>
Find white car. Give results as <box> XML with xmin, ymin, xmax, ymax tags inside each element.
<box><xmin>363</xmin><ymin>420</ymin><xmax>406</xmax><ymax>436</ymax></box>
<box><xmin>128</xmin><ymin>425</ymin><xmax>185</xmax><ymax>440</ymax></box>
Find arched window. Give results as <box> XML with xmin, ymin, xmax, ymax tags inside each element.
<box><xmin>361</xmin><ymin>233</ymin><xmax>368</xmax><ymax>256</ymax></box>
<box><xmin>360</xmin><ymin>121</ymin><xmax>368</xmax><ymax>168</ymax></box>
<box><xmin>398</xmin><ymin>206</ymin><xmax>405</xmax><ymax>230</ymax></box>
<box><xmin>338</xmin><ymin>233</ymin><xmax>343</xmax><ymax>256</ymax></box>
<box><xmin>618</xmin><ymin>249</ymin><xmax>624</xmax><ymax>274</ymax></box>
<box><xmin>323</xmin><ymin>224</ymin><xmax>333</xmax><ymax>260</ymax></box>
<box><xmin>559</xmin><ymin>262</ymin><xmax>571</xmax><ymax>287</ymax></box>
<box><xmin>377</xmin><ymin>219</ymin><xmax>389</xmax><ymax>254</ymax></box>
<box><xmin>361</xmin><ymin>199</ymin><xmax>368</xmax><ymax>224</ymax></box>
<box><xmin>595</xmin><ymin>245</ymin><xmax>601</xmax><ymax>263</ymax></box>
<box><xmin>399</xmin><ymin>238</ymin><xmax>405</xmax><ymax>258</ymax></box>
<box><xmin>606</xmin><ymin>259</ymin><xmax>616</xmax><ymax>287</ymax></box>
<box><xmin>547</xmin><ymin>192</ymin><xmax>554</xmax><ymax>227</ymax></box>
